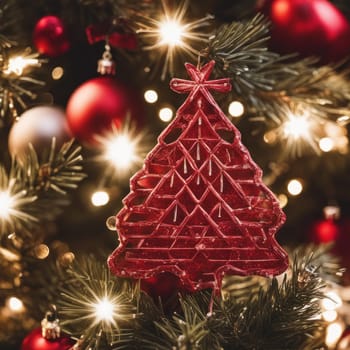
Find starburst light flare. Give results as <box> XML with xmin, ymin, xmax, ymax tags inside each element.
<box><xmin>59</xmin><ymin>257</ymin><xmax>136</xmax><ymax>346</ymax></box>
<box><xmin>94</xmin><ymin>121</ymin><xmax>148</xmax><ymax>179</ymax></box>
<box><xmin>3</xmin><ymin>53</ymin><xmax>42</xmax><ymax>76</ymax></box>
<box><xmin>137</xmin><ymin>0</ymin><xmax>213</xmax><ymax>79</ymax></box>
<box><xmin>267</xmin><ymin>111</ymin><xmax>321</xmax><ymax>157</ymax></box>
<box><xmin>0</xmin><ymin>166</ymin><xmax>37</xmax><ymax>235</ymax></box>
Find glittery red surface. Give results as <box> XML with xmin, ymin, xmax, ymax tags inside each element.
<box><xmin>108</xmin><ymin>61</ymin><xmax>288</xmax><ymax>294</ymax></box>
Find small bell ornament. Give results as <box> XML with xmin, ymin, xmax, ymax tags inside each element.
<box><xmin>97</xmin><ymin>42</ymin><xmax>116</xmax><ymax>76</ymax></box>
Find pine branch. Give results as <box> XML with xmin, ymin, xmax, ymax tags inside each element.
<box><xmin>0</xmin><ymin>44</ymin><xmax>45</xmax><ymax>122</ymax></box>
<box><xmin>0</xmin><ymin>139</ymin><xmax>86</xmax><ymax>237</ymax></box>
<box><xmin>205</xmin><ymin>14</ymin><xmax>350</xmax><ymax>124</ymax></box>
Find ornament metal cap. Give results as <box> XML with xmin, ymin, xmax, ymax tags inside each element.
<box><xmin>41</xmin><ymin>304</ymin><xmax>61</xmax><ymax>340</ymax></box>
<box><xmin>97</xmin><ymin>42</ymin><xmax>116</xmax><ymax>76</ymax></box>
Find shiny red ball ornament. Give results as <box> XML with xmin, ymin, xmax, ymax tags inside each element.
<box><xmin>108</xmin><ymin>61</ymin><xmax>288</xmax><ymax>295</ymax></box>
<box><xmin>310</xmin><ymin>218</ymin><xmax>340</xmax><ymax>243</ymax></box>
<box><xmin>66</xmin><ymin>77</ymin><xmax>132</xmax><ymax>145</ymax></box>
<box><xmin>21</xmin><ymin>328</ymin><xmax>74</xmax><ymax>350</ymax></box>
<box><xmin>141</xmin><ymin>272</ymin><xmax>189</xmax><ymax>300</ymax></box>
<box><xmin>260</xmin><ymin>0</ymin><xmax>350</xmax><ymax>62</ymax></box>
<box><xmin>33</xmin><ymin>16</ymin><xmax>70</xmax><ymax>57</ymax></box>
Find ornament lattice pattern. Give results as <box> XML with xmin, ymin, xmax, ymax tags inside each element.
<box><xmin>108</xmin><ymin>61</ymin><xmax>288</xmax><ymax>293</ymax></box>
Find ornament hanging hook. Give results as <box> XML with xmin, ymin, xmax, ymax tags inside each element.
<box><xmin>97</xmin><ymin>36</ymin><xmax>116</xmax><ymax>76</ymax></box>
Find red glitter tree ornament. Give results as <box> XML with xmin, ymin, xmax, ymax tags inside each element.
<box><xmin>108</xmin><ymin>60</ymin><xmax>288</xmax><ymax>294</ymax></box>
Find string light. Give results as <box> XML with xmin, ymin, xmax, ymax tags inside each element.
<box><xmin>287</xmin><ymin>179</ymin><xmax>303</xmax><ymax>196</ymax></box>
<box><xmin>34</xmin><ymin>244</ymin><xmax>50</xmax><ymax>259</ymax></box>
<box><xmin>319</xmin><ymin>137</ymin><xmax>334</xmax><ymax>152</ymax></box>
<box><xmin>7</xmin><ymin>296</ymin><xmax>24</xmax><ymax>312</ymax></box>
<box><xmin>159</xmin><ymin>107</ymin><xmax>173</xmax><ymax>122</ymax></box>
<box><xmin>159</xmin><ymin>20</ymin><xmax>184</xmax><ymax>46</ymax></box>
<box><xmin>106</xmin><ymin>135</ymin><xmax>136</xmax><ymax>169</ymax></box>
<box><xmin>91</xmin><ymin>191</ymin><xmax>110</xmax><ymax>207</ymax></box>
<box><xmin>0</xmin><ymin>172</ymin><xmax>37</xmax><ymax>232</ymax></box>
<box><xmin>283</xmin><ymin>115</ymin><xmax>310</xmax><ymax>139</ymax></box>
<box><xmin>271</xmin><ymin>111</ymin><xmax>320</xmax><ymax>157</ymax></box>
<box><xmin>326</xmin><ymin>322</ymin><xmax>343</xmax><ymax>347</ymax></box>
<box><xmin>228</xmin><ymin>101</ymin><xmax>244</xmax><ymax>118</ymax></box>
<box><xmin>4</xmin><ymin>54</ymin><xmax>41</xmax><ymax>76</ymax></box>
<box><xmin>94</xmin><ymin>122</ymin><xmax>147</xmax><ymax>179</ymax></box>
<box><xmin>137</xmin><ymin>0</ymin><xmax>212</xmax><ymax>79</ymax></box>
<box><xmin>144</xmin><ymin>89</ymin><xmax>158</xmax><ymax>103</ymax></box>
<box><xmin>52</xmin><ymin>66</ymin><xmax>64</xmax><ymax>80</ymax></box>
<box><xmin>277</xmin><ymin>194</ymin><xmax>288</xmax><ymax>208</ymax></box>
<box><xmin>322</xmin><ymin>291</ymin><xmax>342</xmax><ymax>311</ymax></box>
<box><xmin>59</xmin><ymin>260</ymin><xmax>136</xmax><ymax>344</ymax></box>
<box><xmin>0</xmin><ymin>191</ymin><xmax>13</xmax><ymax>219</ymax></box>
<box><xmin>93</xmin><ymin>297</ymin><xmax>116</xmax><ymax>323</ymax></box>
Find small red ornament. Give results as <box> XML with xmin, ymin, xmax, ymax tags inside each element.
<box><xmin>259</xmin><ymin>0</ymin><xmax>350</xmax><ymax>62</ymax></box>
<box><xmin>141</xmin><ymin>272</ymin><xmax>189</xmax><ymax>300</ymax></box>
<box><xmin>310</xmin><ymin>219</ymin><xmax>340</xmax><ymax>243</ymax></box>
<box><xmin>21</xmin><ymin>306</ymin><xmax>74</xmax><ymax>350</ymax></box>
<box><xmin>108</xmin><ymin>61</ymin><xmax>288</xmax><ymax>295</ymax></box>
<box><xmin>66</xmin><ymin>77</ymin><xmax>132</xmax><ymax>145</ymax></box>
<box><xmin>33</xmin><ymin>16</ymin><xmax>70</xmax><ymax>57</ymax></box>
<box><xmin>21</xmin><ymin>328</ymin><xmax>74</xmax><ymax>350</ymax></box>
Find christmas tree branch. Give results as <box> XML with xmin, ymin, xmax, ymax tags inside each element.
<box><xmin>45</xmin><ymin>245</ymin><xmax>341</xmax><ymax>350</ymax></box>
<box><xmin>0</xmin><ymin>139</ymin><xmax>86</xmax><ymax>237</ymax></box>
<box><xmin>205</xmin><ymin>14</ymin><xmax>350</xmax><ymax>124</ymax></box>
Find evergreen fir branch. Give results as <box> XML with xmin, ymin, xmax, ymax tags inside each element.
<box><xmin>205</xmin><ymin>14</ymin><xmax>350</xmax><ymax>123</ymax></box>
<box><xmin>15</xmin><ymin>245</ymin><xmax>336</xmax><ymax>350</ymax></box>
<box><xmin>0</xmin><ymin>139</ymin><xmax>85</xmax><ymax>237</ymax></box>
<box><xmin>0</xmin><ymin>45</ymin><xmax>45</xmax><ymax>122</ymax></box>
<box><xmin>58</xmin><ymin>256</ymin><xmax>138</xmax><ymax>349</ymax></box>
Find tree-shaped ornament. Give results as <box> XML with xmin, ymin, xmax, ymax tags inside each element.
<box><xmin>108</xmin><ymin>60</ymin><xmax>289</xmax><ymax>295</ymax></box>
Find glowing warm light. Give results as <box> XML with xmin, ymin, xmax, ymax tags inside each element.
<box><xmin>159</xmin><ymin>107</ymin><xmax>173</xmax><ymax>122</ymax></box>
<box><xmin>277</xmin><ymin>194</ymin><xmax>288</xmax><ymax>208</ymax></box>
<box><xmin>95</xmin><ymin>122</ymin><xmax>147</xmax><ymax>179</ymax></box>
<box><xmin>138</xmin><ymin>1</ymin><xmax>212</xmax><ymax>79</ymax></box>
<box><xmin>228</xmin><ymin>101</ymin><xmax>244</xmax><ymax>118</ymax></box>
<box><xmin>106</xmin><ymin>135</ymin><xmax>136</xmax><ymax>170</ymax></box>
<box><xmin>93</xmin><ymin>297</ymin><xmax>115</xmax><ymax>323</ymax></box>
<box><xmin>52</xmin><ymin>66</ymin><xmax>64</xmax><ymax>80</ymax></box>
<box><xmin>287</xmin><ymin>179</ymin><xmax>303</xmax><ymax>196</ymax></box>
<box><xmin>283</xmin><ymin>115</ymin><xmax>310</xmax><ymax>139</ymax></box>
<box><xmin>326</xmin><ymin>322</ymin><xmax>343</xmax><ymax>346</ymax></box>
<box><xmin>319</xmin><ymin>137</ymin><xmax>334</xmax><ymax>152</ymax></box>
<box><xmin>91</xmin><ymin>191</ymin><xmax>110</xmax><ymax>207</ymax></box>
<box><xmin>34</xmin><ymin>244</ymin><xmax>50</xmax><ymax>259</ymax></box>
<box><xmin>7</xmin><ymin>297</ymin><xmax>24</xmax><ymax>312</ymax></box>
<box><xmin>4</xmin><ymin>56</ymin><xmax>41</xmax><ymax>76</ymax></box>
<box><xmin>323</xmin><ymin>310</ymin><xmax>338</xmax><ymax>322</ymax></box>
<box><xmin>322</xmin><ymin>291</ymin><xmax>342</xmax><ymax>311</ymax></box>
<box><xmin>263</xmin><ymin>130</ymin><xmax>277</xmax><ymax>144</ymax></box>
<box><xmin>0</xmin><ymin>191</ymin><xmax>13</xmax><ymax>219</ymax></box>
<box><xmin>159</xmin><ymin>20</ymin><xmax>184</xmax><ymax>46</ymax></box>
<box><xmin>0</xmin><ymin>183</ymin><xmax>37</xmax><ymax>231</ymax></box>
<box><xmin>144</xmin><ymin>89</ymin><xmax>158</xmax><ymax>103</ymax></box>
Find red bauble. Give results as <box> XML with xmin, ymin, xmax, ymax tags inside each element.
<box><xmin>108</xmin><ymin>61</ymin><xmax>288</xmax><ymax>295</ymax></box>
<box><xmin>66</xmin><ymin>77</ymin><xmax>133</xmax><ymax>145</ymax></box>
<box><xmin>21</xmin><ymin>328</ymin><xmax>74</xmax><ymax>350</ymax></box>
<box><xmin>8</xmin><ymin>106</ymin><xmax>71</xmax><ymax>163</ymax></box>
<box><xmin>141</xmin><ymin>272</ymin><xmax>190</xmax><ymax>300</ymax></box>
<box><xmin>260</xmin><ymin>0</ymin><xmax>350</xmax><ymax>62</ymax></box>
<box><xmin>310</xmin><ymin>218</ymin><xmax>340</xmax><ymax>243</ymax></box>
<box><xmin>33</xmin><ymin>16</ymin><xmax>70</xmax><ymax>57</ymax></box>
